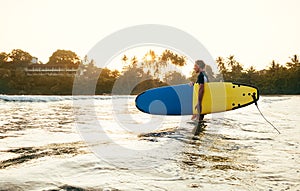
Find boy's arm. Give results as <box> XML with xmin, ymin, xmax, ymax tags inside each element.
<box><xmin>197</xmin><ymin>83</ymin><xmax>204</xmax><ymax>113</ymax></box>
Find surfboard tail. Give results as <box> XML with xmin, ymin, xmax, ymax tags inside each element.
<box><xmin>231</xmin><ymin>82</ymin><xmax>259</xmax><ymax>109</ymax></box>
<box><xmin>193</xmin><ymin>82</ymin><xmax>259</xmax><ymax>114</ymax></box>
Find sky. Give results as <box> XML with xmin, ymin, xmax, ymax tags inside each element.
<box><xmin>1</xmin><ymin>0</ymin><xmax>300</xmax><ymax>72</ymax></box>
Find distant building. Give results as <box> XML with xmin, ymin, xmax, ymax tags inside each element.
<box><xmin>30</xmin><ymin>57</ymin><xmax>38</xmax><ymax>64</ymax></box>
<box><xmin>25</xmin><ymin>64</ymin><xmax>81</xmax><ymax>76</ymax></box>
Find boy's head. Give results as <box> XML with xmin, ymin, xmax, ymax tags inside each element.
<box><xmin>194</xmin><ymin>60</ymin><xmax>206</xmax><ymax>73</ymax></box>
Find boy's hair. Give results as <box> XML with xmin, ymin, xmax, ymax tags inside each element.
<box><xmin>195</xmin><ymin>60</ymin><xmax>206</xmax><ymax>69</ymax></box>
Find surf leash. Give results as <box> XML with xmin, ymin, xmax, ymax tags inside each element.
<box><xmin>252</xmin><ymin>94</ymin><xmax>281</xmax><ymax>134</ymax></box>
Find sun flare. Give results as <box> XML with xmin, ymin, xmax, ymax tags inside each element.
<box><xmin>146</xmin><ymin>54</ymin><xmax>152</xmax><ymax>61</ymax></box>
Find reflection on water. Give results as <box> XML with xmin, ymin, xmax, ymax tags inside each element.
<box><xmin>0</xmin><ymin>142</ymin><xmax>86</xmax><ymax>169</ymax></box>
<box><xmin>0</xmin><ymin>95</ymin><xmax>299</xmax><ymax>190</ymax></box>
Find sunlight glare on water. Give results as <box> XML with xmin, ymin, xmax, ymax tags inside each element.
<box><xmin>0</xmin><ymin>95</ymin><xmax>299</xmax><ymax>191</ymax></box>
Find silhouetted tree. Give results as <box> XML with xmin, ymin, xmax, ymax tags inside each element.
<box><xmin>9</xmin><ymin>49</ymin><xmax>33</xmax><ymax>66</ymax></box>
<box><xmin>114</xmin><ymin>59</ymin><xmax>151</xmax><ymax>94</ymax></box>
<box><xmin>96</xmin><ymin>68</ymin><xmax>120</xmax><ymax>94</ymax></box>
<box><xmin>216</xmin><ymin>56</ymin><xmax>227</xmax><ymax>81</ymax></box>
<box><xmin>138</xmin><ymin>49</ymin><xmax>187</xmax><ymax>80</ymax></box>
<box><xmin>285</xmin><ymin>55</ymin><xmax>300</xmax><ymax>93</ymax></box>
<box><xmin>163</xmin><ymin>71</ymin><xmax>188</xmax><ymax>85</ymax></box>
<box><xmin>48</xmin><ymin>50</ymin><xmax>80</xmax><ymax>66</ymax></box>
<box><xmin>0</xmin><ymin>52</ymin><xmax>8</xmax><ymax>64</ymax></box>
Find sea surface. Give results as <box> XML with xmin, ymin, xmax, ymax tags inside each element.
<box><xmin>0</xmin><ymin>95</ymin><xmax>299</xmax><ymax>191</ymax></box>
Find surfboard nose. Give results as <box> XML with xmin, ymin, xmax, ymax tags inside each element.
<box><xmin>135</xmin><ymin>84</ymin><xmax>193</xmax><ymax>115</ymax></box>
<box><xmin>135</xmin><ymin>92</ymin><xmax>148</xmax><ymax>113</ymax></box>
<box><xmin>135</xmin><ymin>91</ymin><xmax>169</xmax><ymax>115</ymax></box>
<box><xmin>136</xmin><ymin>95</ymin><xmax>166</xmax><ymax>114</ymax></box>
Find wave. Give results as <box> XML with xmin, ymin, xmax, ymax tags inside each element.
<box><xmin>0</xmin><ymin>95</ymin><xmax>71</xmax><ymax>102</ymax></box>
<box><xmin>45</xmin><ymin>185</ymin><xmax>104</xmax><ymax>191</ymax></box>
<box><xmin>0</xmin><ymin>184</ymin><xmax>104</xmax><ymax>191</ymax></box>
<box><xmin>0</xmin><ymin>95</ymin><xmax>135</xmax><ymax>102</ymax></box>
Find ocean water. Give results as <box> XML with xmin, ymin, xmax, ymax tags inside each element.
<box><xmin>0</xmin><ymin>95</ymin><xmax>299</xmax><ymax>191</ymax></box>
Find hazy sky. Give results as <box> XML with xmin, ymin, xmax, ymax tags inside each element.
<box><xmin>1</xmin><ymin>0</ymin><xmax>299</xmax><ymax>71</ymax></box>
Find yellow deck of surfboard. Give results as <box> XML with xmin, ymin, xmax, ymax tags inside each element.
<box><xmin>193</xmin><ymin>82</ymin><xmax>259</xmax><ymax>114</ymax></box>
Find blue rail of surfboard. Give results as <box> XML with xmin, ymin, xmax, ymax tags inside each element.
<box><xmin>135</xmin><ymin>84</ymin><xmax>193</xmax><ymax>115</ymax></box>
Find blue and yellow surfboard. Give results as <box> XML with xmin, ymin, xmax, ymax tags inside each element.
<box><xmin>135</xmin><ymin>82</ymin><xmax>259</xmax><ymax>115</ymax></box>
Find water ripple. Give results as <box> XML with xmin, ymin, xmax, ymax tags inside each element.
<box><xmin>0</xmin><ymin>142</ymin><xmax>86</xmax><ymax>169</ymax></box>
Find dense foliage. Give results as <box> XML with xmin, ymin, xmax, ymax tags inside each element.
<box><xmin>0</xmin><ymin>49</ymin><xmax>299</xmax><ymax>95</ymax></box>
<box><xmin>216</xmin><ymin>55</ymin><xmax>300</xmax><ymax>94</ymax></box>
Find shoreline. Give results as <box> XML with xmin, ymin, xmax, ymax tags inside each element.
<box><xmin>0</xmin><ymin>93</ymin><xmax>299</xmax><ymax>96</ymax></box>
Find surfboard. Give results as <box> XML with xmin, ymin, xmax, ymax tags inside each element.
<box><xmin>135</xmin><ymin>82</ymin><xmax>259</xmax><ymax>115</ymax></box>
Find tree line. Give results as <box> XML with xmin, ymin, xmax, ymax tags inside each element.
<box><xmin>215</xmin><ymin>55</ymin><xmax>300</xmax><ymax>94</ymax></box>
<box><xmin>0</xmin><ymin>49</ymin><xmax>299</xmax><ymax>95</ymax></box>
<box><xmin>0</xmin><ymin>49</ymin><xmax>81</xmax><ymax>94</ymax></box>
